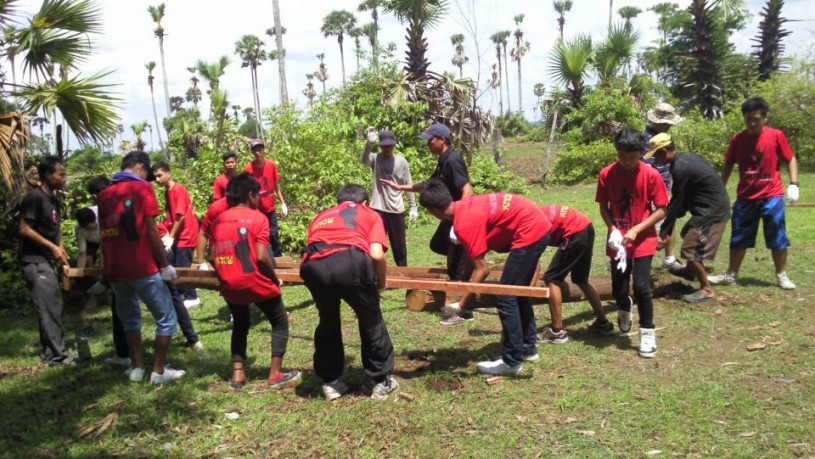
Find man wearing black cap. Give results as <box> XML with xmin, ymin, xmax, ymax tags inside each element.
<box><xmin>360</xmin><ymin>127</ymin><xmax>418</xmax><ymax>266</ymax></box>
<box><xmin>245</xmin><ymin>138</ymin><xmax>288</xmax><ymax>257</ymax></box>
<box><xmin>97</xmin><ymin>152</ymin><xmax>185</xmax><ymax>384</ymax></box>
<box><xmin>381</xmin><ymin>123</ymin><xmax>474</xmax><ymax>325</ymax></box>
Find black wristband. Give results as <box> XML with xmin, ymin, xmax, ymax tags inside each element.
<box><xmin>791</xmin><ymin>181</ymin><xmax>799</xmax><ymax>186</ymax></box>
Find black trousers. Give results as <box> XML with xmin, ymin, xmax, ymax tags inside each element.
<box><xmin>376</xmin><ymin>210</ymin><xmax>407</xmax><ymax>267</ymax></box>
<box><xmin>611</xmin><ymin>255</ymin><xmax>655</xmax><ymax>328</ymax></box>
<box><xmin>228</xmin><ymin>296</ymin><xmax>289</xmax><ymax>362</ymax></box>
<box><xmin>110</xmin><ymin>296</ymin><xmax>129</xmax><ymax>358</ymax></box>
<box><xmin>170</xmin><ymin>246</ymin><xmax>197</xmax><ymax>301</ymax></box>
<box><xmin>264</xmin><ymin>210</ymin><xmax>282</xmax><ymax>257</ymax></box>
<box><xmin>22</xmin><ymin>261</ymin><xmax>69</xmax><ymax>364</ymax></box>
<box><xmin>165</xmin><ymin>280</ymin><xmax>199</xmax><ymax>345</ymax></box>
<box><xmin>429</xmin><ymin>220</ymin><xmax>472</xmax><ymax>280</ymax></box>
<box><xmin>300</xmin><ymin>249</ymin><xmax>394</xmax><ymax>383</ymax></box>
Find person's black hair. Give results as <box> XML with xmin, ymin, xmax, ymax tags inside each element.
<box><xmin>664</xmin><ymin>141</ymin><xmax>676</xmax><ymax>152</ymax></box>
<box><xmin>418</xmin><ymin>178</ymin><xmax>453</xmax><ymax>211</ymax></box>
<box><xmin>222</xmin><ymin>152</ymin><xmax>237</xmax><ymax>162</ymax></box>
<box><xmin>336</xmin><ymin>184</ymin><xmax>369</xmax><ymax>204</ymax></box>
<box><xmin>87</xmin><ymin>175</ymin><xmax>111</xmax><ymax>195</ymax></box>
<box><xmin>37</xmin><ymin>156</ymin><xmax>63</xmax><ymax>181</ymax></box>
<box><xmin>226</xmin><ymin>172</ymin><xmax>259</xmax><ymax>207</ymax></box>
<box><xmin>75</xmin><ymin>207</ymin><xmax>97</xmax><ymax>227</ymax></box>
<box><xmin>151</xmin><ymin>161</ymin><xmax>170</xmax><ymax>173</ymax></box>
<box><xmin>614</xmin><ymin>127</ymin><xmax>646</xmax><ymax>153</ymax></box>
<box><xmin>741</xmin><ymin>97</ymin><xmax>769</xmax><ymax>116</ymax></box>
<box><xmin>120</xmin><ymin>151</ymin><xmax>145</xmax><ymax>171</ymax></box>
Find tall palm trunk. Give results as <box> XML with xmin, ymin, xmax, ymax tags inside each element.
<box><xmin>496</xmin><ymin>49</ymin><xmax>504</xmax><ymax>117</ymax></box>
<box><xmin>252</xmin><ymin>66</ymin><xmax>264</xmax><ymax>138</ymax></box>
<box><xmin>517</xmin><ymin>59</ymin><xmax>523</xmax><ymax>115</ymax></box>
<box><xmin>149</xmin><ymin>84</ymin><xmax>168</xmax><ymax>160</ymax></box>
<box><xmin>502</xmin><ymin>43</ymin><xmax>512</xmax><ymax>113</ymax></box>
<box><xmin>272</xmin><ymin>0</ymin><xmax>288</xmax><ymax>104</ymax></box>
<box><xmin>338</xmin><ymin>38</ymin><xmax>347</xmax><ymax>83</ymax></box>
<box><xmin>372</xmin><ymin>12</ymin><xmax>379</xmax><ymax>72</ymax></box>
<box><xmin>158</xmin><ymin>37</ymin><xmax>171</xmax><ymax>119</ymax></box>
<box><xmin>608</xmin><ymin>0</ymin><xmax>613</xmax><ymax>30</ymax></box>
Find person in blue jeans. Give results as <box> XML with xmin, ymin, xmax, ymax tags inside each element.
<box><xmin>419</xmin><ymin>179</ymin><xmax>552</xmax><ymax>376</ymax></box>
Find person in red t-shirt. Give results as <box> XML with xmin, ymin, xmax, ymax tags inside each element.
<box><xmin>709</xmin><ymin>97</ymin><xmax>799</xmax><ymax>290</ymax></box>
<box><xmin>151</xmin><ymin>162</ymin><xmax>203</xmax><ymax>350</ymax></box>
<box><xmin>195</xmin><ymin>196</ymin><xmax>232</xmax><ymax>326</ymax></box>
<box><xmin>596</xmin><ymin>128</ymin><xmax>669</xmax><ymax>359</ymax></box>
<box><xmin>212</xmin><ymin>152</ymin><xmax>239</xmax><ymax>201</ymax></box>
<box><xmin>300</xmin><ymin>184</ymin><xmax>398</xmax><ymax>401</ymax></box>
<box><xmin>97</xmin><ymin>151</ymin><xmax>184</xmax><ymax>384</ymax></box>
<box><xmin>244</xmin><ymin>138</ymin><xmax>288</xmax><ymax>257</ymax></box>
<box><xmin>537</xmin><ymin>205</ymin><xmax>611</xmax><ymax>344</ymax></box>
<box><xmin>209</xmin><ymin>173</ymin><xmax>299</xmax><ymax>390</ymax></box>
<box><xmin>419</xmin><ymin>180</ymin><xmax>552</xmax><ymax>376</ymax></box>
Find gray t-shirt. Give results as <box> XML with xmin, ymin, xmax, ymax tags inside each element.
<box><xmin>363</xmin><ymin>152</ymin><xmax>416</xmax><ymax>214</ymax></box>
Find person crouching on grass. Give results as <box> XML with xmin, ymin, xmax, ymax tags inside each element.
<box><xmin>420</xmin><ymin>179</ymin><xmax>552</xmax><ymax>375</ymax></box>
<box><xmin>208</xmin><ymin>173</ymin><xmax>299</xmax><ymax>390</ymax></box>
<box><xmin>596</xmin><ymin>128</ymin><xmax>669</xmax><ymax>358</ymax></box>
<box><xmin>537</xmin><ymin>205</ymin><xmax>612</xmax><ymax>344</ymax></box>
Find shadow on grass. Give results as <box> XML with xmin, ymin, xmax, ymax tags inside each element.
<box><xmin>737</xmin><ymin>277</ymin><xmax>775</xmax><ymax>288</ymax></box>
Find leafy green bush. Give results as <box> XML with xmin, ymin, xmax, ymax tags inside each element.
<box><xmin>469</xmin><ymin>153</ymin><xmax>527</xmax><ymax>195</ymax></box>
<box><xmin>551</xmin><ymin>139</ymin><xmax>617</xmax><ymax>185</ymax></box>
<box><xmin>495</xmin><ymin>113</ymin><xmax>532</xmax><ymax>139</ymax></box>
<box><xmin>560</xmin><ymin>82</ymin><xmax>645</xmax><ymax>144</ymax></box>
<box><xmin>669</xmin><ymin>109</ymin><xmax>740</xmax><ymax>169</ymax></box>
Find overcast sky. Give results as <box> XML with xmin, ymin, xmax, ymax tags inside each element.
<box><xmin>13</xmin><ymin>0</ymin><xmax>815</xmax><ymax>147</ymax></box>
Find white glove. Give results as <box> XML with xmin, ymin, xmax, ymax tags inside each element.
<box><xmin>160</xmin><ymin>265</ymin><xmax>178</xmax><ymax>283</ymax></box>
<box><xmin>279</xmin><ymin>203</ymin><xmax>288</xmax><ymax>217</ymax></box>
<box><xmin>88</xmin><ymin>281</ymin><xmax>107</xmax><ymax>295</ymax></box>
<box><xmin>607</xmin><ymin>229</ymin><xmax>624</xmax><ymax>250</ymax></box>
<box><xmin>366</xmin><ymin>126</ymin><xmax>378</xmax><ymax>144</ymax></box>
<box><xmin>614</xmin><ymin>247</ymin><xmax>627</xmax><ymax>273</ymax></box>
<box><xmin>409</xmin><ymin>207</ymin><xmax>418</xmax><ymax>222</ymax></box>
<box><xmin>449</xmin><ymin>226</ymin><xmax>459</xmax><ymax>245</ymax></box>
<box><xmin>161</xmin><ymin>236</ymin><xmax>174</xmax><ymax>252</ymax></box>
<box><xmin>787</xmin><ymin>184</ymin><xmax>799</xmax><ymax>203</ymax></box>
<box><xmin>197</xmin><ymin>263</ymin><xmax>209</xmax><ymax>271</ymax></box>
<box><xmin>442</xmin><ymin>301</ymin><xmax>461</xmax><ymax>316</ymax></box>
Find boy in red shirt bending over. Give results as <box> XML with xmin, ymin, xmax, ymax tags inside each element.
<box><xmin>420</xmin><ymin>180</ymin><xmax>552</xmax><ymax>375</ymax></box>
<box><xmin>537</xmin><ymin>205</ymin><xmax>611</xmax><ymax>344</ymax></box>
<box><xmin>596</xmin><ymin>128</ymin><xmax>669</xmax><ymax>358</ymax></box>
<box><xmin>209</xmin><ymin>173</ymin><xmax>299</xmax><ymax>389</ymax></box>
<box><xmin>300</xmin><ymin>184</ymin><xmax>397</xmax><ymax>401</ymax></box>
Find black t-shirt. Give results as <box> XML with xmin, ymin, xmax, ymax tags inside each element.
<box><xmin>431</xmin><ymin>148</ymin><xmax>469</xmax><ymax>201</ymax></box>
<box><xmin>19</xmin><ymin>187</ymin><xmax>61</xmax><ymax>263</ymax></box>
<box><xmin>660</xmin><ymin>152</ymin><xmax>731</xmax><ymax>237</ymax></box>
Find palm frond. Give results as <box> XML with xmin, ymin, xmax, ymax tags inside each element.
<box><xmin>0</xmin><ymin>0</ymin><xmax>19</xmax><ymax>26</ymax></box>
<box><xmin>34</xmin><ymin>0</ymin><xmax>102</xmax><ymax>35</ymax></box>
<box><xmin>384</xmin><ymin>0</ymin><xmax>448</xmax><ymax>30</ymax></box>
<box><xmin>0</xmin><ymin>112</ymin><xmax>29</xmax><ymax>201</ymax></box>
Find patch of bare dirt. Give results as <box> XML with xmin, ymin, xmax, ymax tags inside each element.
<box><xmin>424</xmin><ymin>376</ymin><xmax>463</xmax><ymax>392</ymax></box>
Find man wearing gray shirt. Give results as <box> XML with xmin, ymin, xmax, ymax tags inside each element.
<box><xmin>360</xmin><ymin>128</ymin><xmax>418</xmax><ymax>266</ymax></box>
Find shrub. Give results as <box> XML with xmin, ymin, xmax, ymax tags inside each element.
<box><xmin>469</xmin><ymin>153</ymin><xmax>527</xmax><ymax>195</ymax></box>
<box><xmin>551</xmin><ymin>139</ymin><xmax>617</xmax><ymax>185</ymax></box>
<box><xmin>495</xmin><ymin>113</ymin><xmax>532</xmax><ymax>139</ymax></box>
<box><xmin>560</xmin><ymin>82</ymin><xmax>645</xmax><ymax>144</ymax></box>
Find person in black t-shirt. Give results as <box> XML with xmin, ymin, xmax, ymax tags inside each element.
<box><xmin>646</xmin><ymin>134</ymin><xmax>730</xmax><ymax>303</ymax></box>
<box><xmin>380</xmin><ymin>123</ymin><xmax>475</xmax><ymax>325</ymax></box>
<box><xmin>18</xmin><ymin>156</ymin><xmax>74</xmax><ymax>366</ymax></box>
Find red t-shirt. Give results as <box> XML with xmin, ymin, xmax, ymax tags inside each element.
<box><xmin>304</xmin><ymin>201</ymin><xmax>389</xmax><ymax>262</ymax></box>
<box><xmin>156</xmin><ymin>219</ymin><xmax>168</xmax><ymax>237</ymax></box>
<box><xmin>595</xmin><ymin>162</ymin><xmax>669</xmax><ymax>258</ymax></box>
<box><xmin>452</xmin><ymin>193</ymin><xmax>552</xmax><ymax>259</ymax></box>
<box><xmin>212</xmin><ymin>173</ymin><xmax>230</xmax><ymax>201</ymax></box>
<box><xmin>210</xmin><ymin>206</ymin><xmax>281</xmax><ymax>304</ymax></box>
<box><xmin>724</xmin><ymin>127</ymin><xmax>794</xmax><ymax>201</ymax></box>
<box><xmin>245</xmin><ymin>160</ymin><xmax>280</xmax><ymax>213</ymax></box>
<box><xmin>98</xmin><ymin>178</ymin><xmax>161</xmax><ymax>282</ymax></box>
<box><xmin>165</xmin><ymin>183</ymin><xmax>199</xmax><ymax>248</ymax></box>
<box><xmin>541</xmin><ymin>205</ymin><xmax>592</xmax><ymax>247</ymax></box>
<box><xmin>201</xmin><ymin>198</ymin><xmax>230</xmax><ymax>237</ymax></box>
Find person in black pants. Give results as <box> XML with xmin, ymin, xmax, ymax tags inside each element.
<box><xmin>300</xmin><ymin>184</ymin><xmax>397</xmax><ymax>401</ymax></box>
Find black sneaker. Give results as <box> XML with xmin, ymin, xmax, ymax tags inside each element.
<box><xmin>588</xmin><ymin>319</ymin><xmax>614</xmax><ymax>335</ymax></box>
<box><xmin>267</xmin><ymin>370</ymin><xmax>301</xmax><ymax>389</ymax></box>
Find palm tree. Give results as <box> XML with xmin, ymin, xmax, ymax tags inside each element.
<box><xmin>169</xmin><ymin>96</ymin><xmax>184</xmax><ymax>113</ymax></box>
<box><xmin>195</xmin><ymin>56</ymin><xmax>230</xmax><ymax>119</ymax></box>
<box><xmin>384</xmin><ymin>0</ymin><xmax>449</xmax><ymax>79</ymax></box>
<box><xmin>235</xmin><ymin>35</ymin><xmax>266</xmax><ymax>137</ymax></box>
<box><xmin>147</xmin><ymin>3</ymin><xmax>171</xmax><ymax>118</ymax></box>
<box><xmin>358</xmin><ymin>0</ymin><xmax>385</xmax><ymax>71</ymax></box>
<box><xmin>231</xmin><ymin>104</ymin><xmax>241</xmax><ymax>120</ymax></box>
<box><xmin>489</xmin><ymin>33</ymin><xmax>505</xmax><ymax>116</ymax></box>
<box><xmin>349</xmin><ymin>26</ymin><xmax>364</xmax><ymax>72</ymax></box>
<box><xmin>361</xmin><ymin>22</ymin><xmax>379</xmax><ymax>66</ymax></box>
<box><xmin>511</xmin><ymin>14</ymin><xmax>530</xmax><ymax>114</ymax></box>
<box><xmin>548</xmin><ymin>34</ymin><xmax>593</xmax><ymax>107</ymax></box>
<box><xmin>618</xmin><ymin>6</ymin><xmax>643</xmax><ymax>33</ymax></box>
<box><xmin>450</xmin><ymin>33</ymin><xmax>468</xmax><ymax>77</ymax></box>
<box><xmin>242</xmin><ymin>107</ymin><xmax>254</xmax><ymax>121</ymax></box>
<box><xmin>209</xmin><ymin>88</ymin><xmax>229</xmax><ymax>149</ymax></box>
<box><xmin>553</xmin><ymin>1</ymin><xmax>573</xmax><ymax>41</ymax></box>
<box><xmin>185</xmin><ymin>67</ymin><xmax>201</xmax><ymax>107</ymax></box>
<box><xmin>145</xmin><ymin>61</ymin><xmax>167</xmax><ymax>158</ymax></box>
<box><xmin>753</xmin><ymin>0</ymin><xmax>790</xmax><ymax>81</ymax></box>
<box><xmin>146</xmin><ymin>122</ymin><xmax>153</xmax><ymax>151</ymax></box>
<box><xmin>533</xmin><ymin>83</ymin><xmax>546</xmax><ymax>120</ymax></box>
<box><xmin>496</xmin><ymin>30</ymin><xmax>513</xmax><ymax>113</ymax></box>
<box><xmin>315</xmin><ymin>53</ymin><xmax>329</xmax><ymax>92</ymax></box>
<box><xmin>592</xmin><ymin>23</ymin><xmax>639</xmax><ymax>86</ymax></box>
<box><xmin>608</xmin><ymin>0</ymin><xmax>613</xmax><ymax>30</ymax></box>
<box><xmin>130</xmin><ymin>121</ymin><xmax>148</xmax><ymax>151</ymax></box>
<box><xmin>303</xmin><ymin>73</ymin><xmax>317</xmax><ymax>108</ymax></box>
<box><xmin>321</xmin><ymin>10</ymin><xmax>356</xmax><ymax>84</ymax></box>
<box><xmin>683</xmin><ymin>0</ymin><xmax>723</xmax><ymax>119</ymax></box>
<box><xmin>271</xmin><ymin>0</ymin><xmax>288</xmax><ymax>104</ymax></box>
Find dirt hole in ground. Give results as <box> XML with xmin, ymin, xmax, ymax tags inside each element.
<box><xmin>424</xmin><ymin>376</ymin><xmax>462</xmax><ymax>392</ymax></box>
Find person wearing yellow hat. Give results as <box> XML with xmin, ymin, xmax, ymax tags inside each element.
<box><xmin>645</xmin><ymin>133</ymin><xmax>730</xmax><ymax>303</ymax></box>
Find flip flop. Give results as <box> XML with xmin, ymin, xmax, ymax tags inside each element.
<box><xmin>682</xmin><ymin>290</ymin><xmax>716</xmax><ymax>303</ymax></box>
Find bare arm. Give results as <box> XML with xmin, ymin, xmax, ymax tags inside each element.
<box><xmin>380</xmin><ymin>178</ymin><xmax>423</xmax><ymax>193</ymax></box>
<box><xmin>369</xmin><ymin>242</ymin><xmax>387</xmax><ymax>292</ymax></box>
<box><xmin>275</xmin><ymin>186</ymin><xmax>286</xmax><ymax>208</ymax></box>
<box><xmin>146</xmin><ymin>217</ymin><xmax>170</xmax><ymax>268</ymax></box>
<box><xmin>256</xmin><ymin>241</ymin><xmax>280</xmax><ymax>286</ymax></box>
<box><xmin>460</xmin><ymin>183</ymin><xmax>473</xmax><ymax>200</ymax></box>
<box><xmin>19</xmin><ymin>218</ymin><xmax>69</xmax><ymax>268</ymax></box>
<box><xmin>458</xmin><ymin>255</ymin><xmax>489</xmax><ymax>310</ymax></box>
<box><xmin>623</xmin><ymin>206</ymin><xmax>667</xmax><ymax>245</ymax></box>
<box><xmin>359</xmin><ymin>141</ymin><xmax>374</xmax><ymax>165</ymax></box>
<box><xmin>597</xmin><ymin>201</ymin><xmax>616</xmax><ymax>231</ymax></box>
<box><xmin>787</xmin><ymin>155</ymin><xmax>799</xmax><ymax>184</ymax></box>
<box><xmin>168</xmin><ymin>213</ymin><xmax>184</xmax><ymax>239</ymax></box>
<box><xmin>721</xmin><ymin>163</ymin><xmax>734</xmax><ymax>186</ymax></box>
<box><xmin>195</xmin><ymin>230</ymin><xmax>208</xmax><ymax>265</ymax></box>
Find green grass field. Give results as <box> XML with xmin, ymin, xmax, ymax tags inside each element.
<box><xmin>1</xmin><ymin>148</ymin><xmax>814</xmax><ymax>458</ymax></box>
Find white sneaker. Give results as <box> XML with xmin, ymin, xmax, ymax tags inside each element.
<box><xmin>150</xmin><ymin>367</ymin><xmax>186</xmax><ymax>384</ymax></box>
<box><xmin>183</xmin><ymin>298</ymin><xmax>201</xmax><ymax>308</ymax></box>
<box><xmin>476</xmin><ymin>358</ymin><xmax>522</xmax><ymax>375</ymax></box>
<box><xmin>106</xmin><ymin>356</ymin><xmax>132</xmax><ymax>367</ymax></box>
<box><xmin>371</xmin><ymin>376</ymin><xmax>399</xmax><ymax>400</ymax></box>
<box><xmin>191</xmin><ymin>341</ymin><xmax>204</xmax><ymax>351</ymax></box>
<box><xmin>617</xmin><ymin>297</ymin><xmax>633</xmax><ymax>333</ymax></box>
<box><xmin>440</xmin><ymin>303</ymin><xmax>462</xmax><ymax>316</ymax></box>
<box><xmin>776</xmin><ymin>272</ymin><xmax>796</xmax><ymax>290</ymax></box>
<box><xmin>638</xmin><ymin>328</ymin><xmax>657</xmax><ymax>358</ymax></box>
<box><xmin>709</xmin><ymin>270</ymin><xmax>737</xmax><ymax>286</ymax></box>
<box><xmin>322</xmin><ymin>380</ymin><xmax>349</xmax><ymax>401</ymax></box>
<box><xmin>523</xmin><ymin>353</ymin><xmax>540</xmax><ymax>362</ymax></box>
<box><xmin>124</xmin><ymin>367</ymin><xmax>144</xmax><ymax>382</ymax></box>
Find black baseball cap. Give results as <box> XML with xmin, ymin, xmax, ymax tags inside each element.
<box><xmin>121</xmin><ymin>151</ymin><xmax>155</xmax><ymax>182</ymax></box>
<box><xmin>418</xmin><ymin>123</ymin><xmax>451</xmax><ymax>140</ymax></box>
<box><xmin>379</xmin><ymin>129</ymin><xmax>397</xmax><ymax>147</ymax></box>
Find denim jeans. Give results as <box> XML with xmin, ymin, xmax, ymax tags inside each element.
<box><xmin>111</xmin><ymin>272</ymin><xmax>177</xmax><ymax>336</ymax></box>
<box><xmin>495</xmin><ymin>234</ymin><xmax>550</xmax><ymax>366</ymax></box>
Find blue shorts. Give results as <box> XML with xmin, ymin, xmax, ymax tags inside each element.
<box><xmin>111</xmin><ymin>272</ymin><xmax>178</xmax><ymax>336</ymax></box>
<box><xmin>730</xmin><ymin>197</ymin><xmax>790</xmax><ymax>251</ymax></box>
